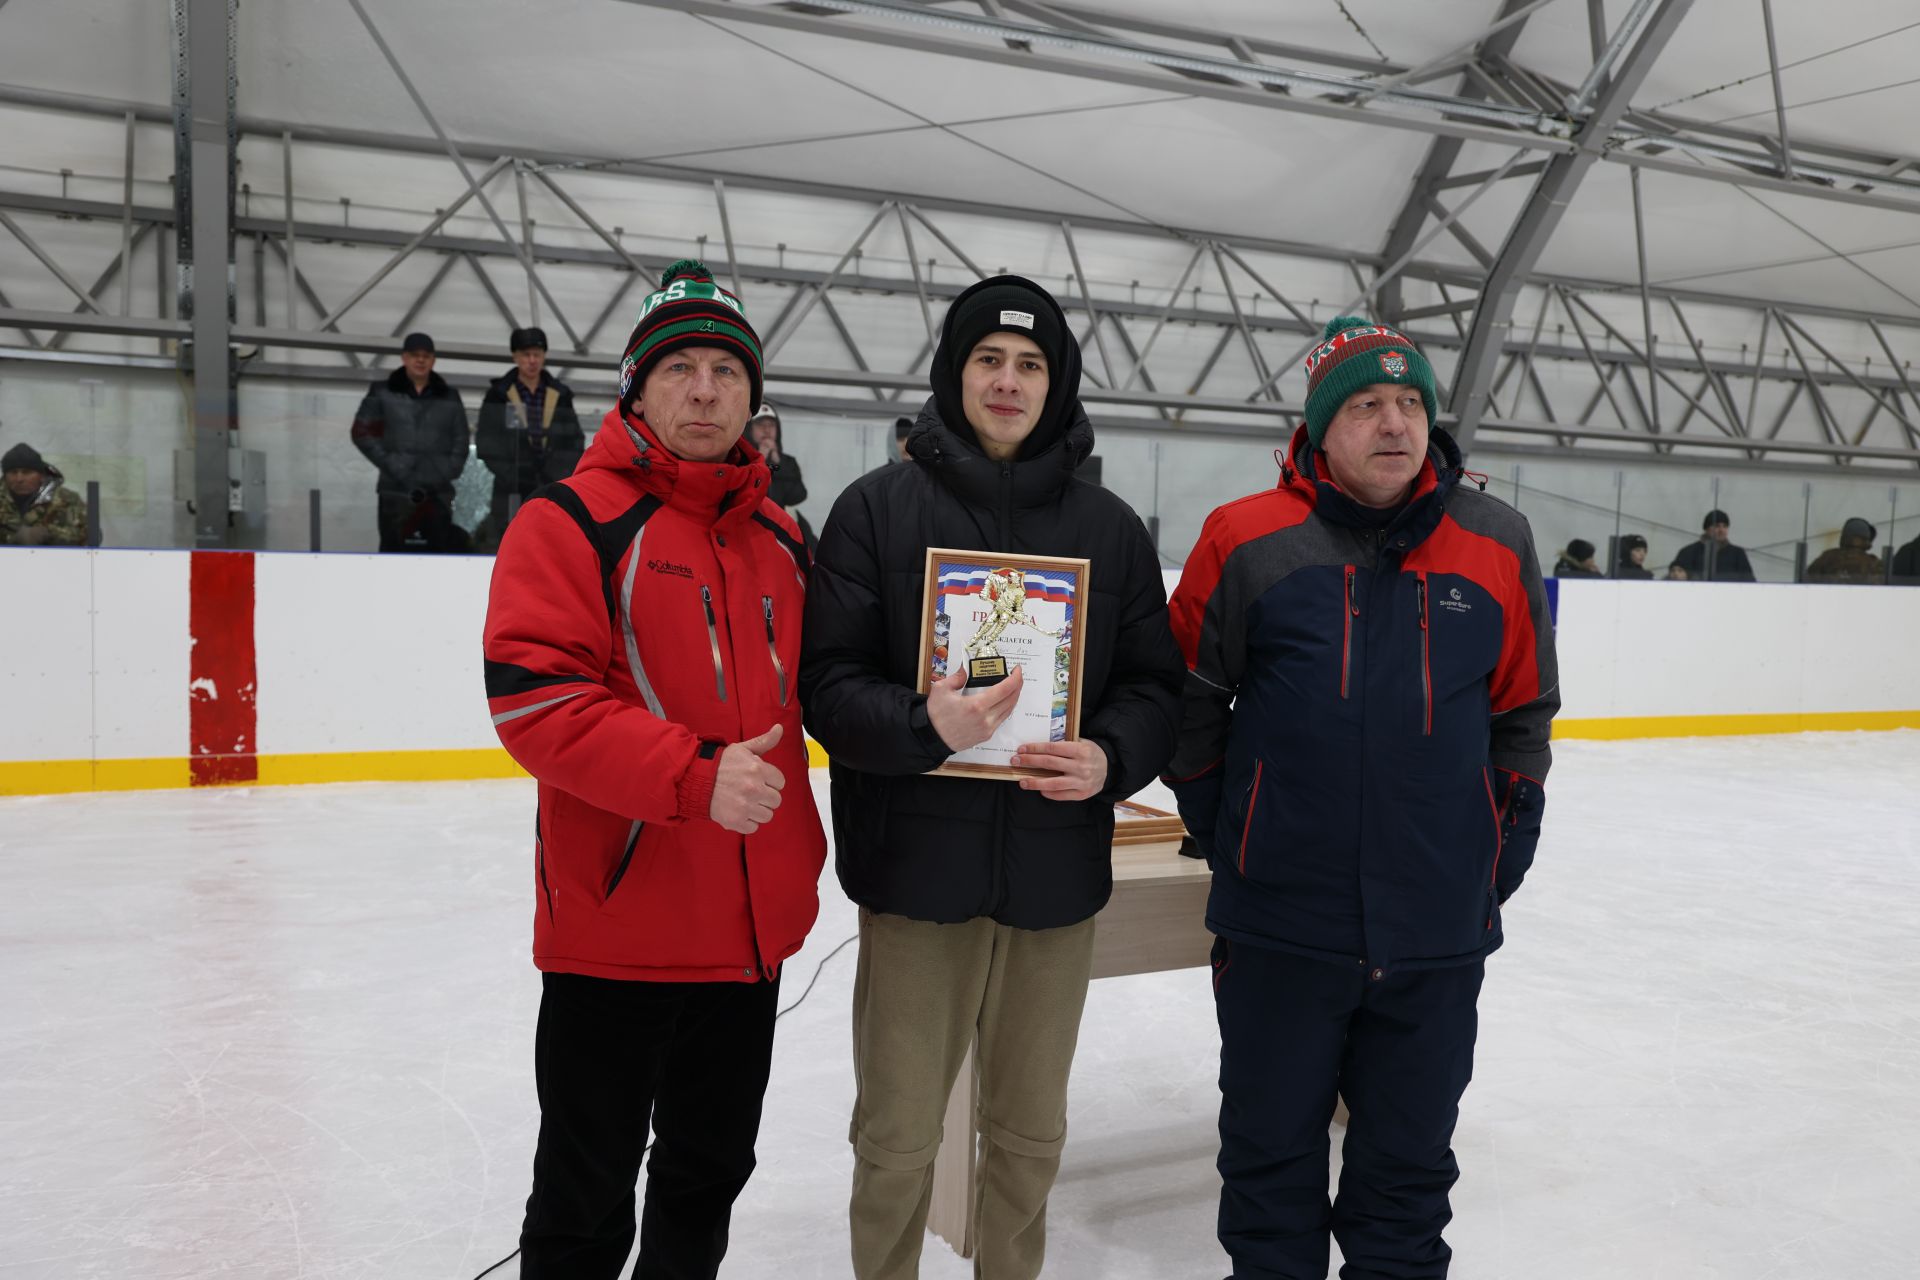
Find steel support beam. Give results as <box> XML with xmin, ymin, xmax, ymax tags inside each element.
<box><xmin>46</xmin><ymin>223</ymin><xmax>157</xmax><ymax>351</ymax></box>
<box><xmin>173</xmin><ymin>0</ymin><xmax>237</xmax><ymax>548</ymax></box>
<box><xmin>9</xmin><ymin>80</ymin><xmax>1920</xmax><ymax>270</ymax></box>
<box><xmin>616</xmin><ymin>0</ymin><xmax>1573</xmax><ymax>152</ymax></box>
<box><xmin>1449</xmin><ymin>0</ymin><xmax>1695</xmax><ymax>451</ymax></box>
<box><xmin>4</xmin><ymin>317</ymin><xmax>1918</xmax><ymax>472</ymax></box>
<box><xmin>1757</xmin><ymin>0</ymin><xmax>1794</xmax><ymax>182</ymax></box>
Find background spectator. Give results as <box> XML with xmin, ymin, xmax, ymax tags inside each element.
<box><xmin>864</xmin><ymin>415</ymin><xmax>914</xmax><ymax>479</ymax></box>
<box><xmin>1892</xmin><ymin>527</ymin><xmax>1920</xmax><ymax>585</ymax></box>
<box><xmin>1806</xmin><ymin>518</ymin><xmax>1885</xmax><ymax>584</ymax></box>
<box><xmin>1</xmin><ymin>442</ymin><xmax>87</xmax><ymax>546</ymax></box>
<box><xmin>747</xmin><ymin>401</ymin><xmax>815</xmax><ymax>552</ymax></box>
<box><xmin>349</xmin><ymin>332</ymin><xmax>471</xmax><ymax>553</ymax></box>
<box><xmin>1615</xmin><ymin>533</ymin><xmax>1653</xmax><ymax>579</ymax></box>
<box><xmin>474</xmin><ymin>326</ymin><xmax>583</xmax><ymax>551</ymax></box>
<box><xmin>1669</xmin><ymin>509</ymin><xmax>1756</xmax><ymax>582</ymax></box>
<box><xmin>1553</xmin><ymin>538</ymin><xmax>1604</xmax><ymax>579</ymax></box>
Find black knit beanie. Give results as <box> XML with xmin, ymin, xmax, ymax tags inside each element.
<box><xmin>929</xmin><ymin>275</ymin><xmax>1082</xmax><ymax>461</ymax></box>
<box><xmin>2</xmin><ymin>442</ymin><xmax>48</xmax><ymax>474</ymax></box>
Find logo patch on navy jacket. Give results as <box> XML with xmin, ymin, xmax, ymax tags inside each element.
<box><xmin>1439</xmin><ymin>585</ymin><xmax>1471</xmax><ymax>614</ymax></box>
<box><xmin>646</xmin><ymin>558</ymin><xmax>694</xmax><ymax>578</ymax></box>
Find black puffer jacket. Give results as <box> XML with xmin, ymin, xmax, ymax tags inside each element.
<box><xmin>800</xmin><ymin>291</ymin><xmax>1183</xmax><ymax>930</ymax></box>
<box><xmin>349</xmin><ymin>368</ymin><xmax>470</xmax><ymax>498</ymax></box>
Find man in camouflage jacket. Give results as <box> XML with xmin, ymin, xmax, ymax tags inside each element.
<box><xmin>1</xmin><ymin>442</ymin><xmax>88</xmax><ymax>546</ymax></box>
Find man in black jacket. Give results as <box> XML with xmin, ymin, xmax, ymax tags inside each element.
<box><xmin>349</xmin><ymin>331</ymin><xmax>471</xmax><ymax>552</ymax></box>
<box><xmin>1669</xmin><ymin>508</ymin><xmax>1757</xmax><ymax>582</ymax></box>
<box><xmin>800</xmin><ymin>276</ymin><xmax>1183</xmax><ymax>1280</ymax></box>
<box><xmin>474</xmin><ymin>326</ymin><xmax>583</xmax><ymax>550</ymax></box>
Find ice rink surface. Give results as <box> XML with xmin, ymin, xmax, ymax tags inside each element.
<box><xmin>4</xmin><ymin>731</ymin><xmax>1918</xmax><ymax>1279</ymax></box>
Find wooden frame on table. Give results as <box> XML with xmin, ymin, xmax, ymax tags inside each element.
<box><xmin>1112</xmin><ymin>798</ymin><xmax>1185</xmax><ymax>845</ymax></box>
<box><xmin>914</xmin><ymin>547</ymin><xmax>1091</xmax><ymax>781</ymax></box>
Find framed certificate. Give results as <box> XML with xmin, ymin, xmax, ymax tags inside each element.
<box><xmin>916</xmin><ymin>548</ymin><xmax>1091</xmax><ymax>780</ymax></box>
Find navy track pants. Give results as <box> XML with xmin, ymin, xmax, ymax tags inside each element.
<box><xmin>1212</xmin><ymin>938</ymin><xmax>1484</xmax><ymax>1280</ymax></box>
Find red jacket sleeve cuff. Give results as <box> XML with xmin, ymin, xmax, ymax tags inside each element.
<box><xmin>674</xmin><ymin>741</ymin><xmax>724</xmax><ymax>823</ymax></box>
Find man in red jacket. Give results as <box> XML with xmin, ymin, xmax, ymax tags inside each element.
<box><xmin>483</xmin><ymin>260</ymin><xmax>826</xmax><ymax>1280</ymax></box>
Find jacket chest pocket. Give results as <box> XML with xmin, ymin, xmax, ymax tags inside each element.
<box><xmin>1414</xmin><ymin>574</ymin><xmax>1503</xmax><ymax>736</ymax></box>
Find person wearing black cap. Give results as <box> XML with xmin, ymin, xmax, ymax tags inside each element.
<box><xmin>1806</xmin><ymin>517</ymin><xmax>1886</xmax><ymax>584</ymax></box>
<box><xmin>1668</xmin><ymin>509</ymin><xmax>1756</xmax><ymax>582</ymax></box>
<box><xmin>800</xmin><ymin>276</ymin><xmax>1183</xmax><ymax>1279</ymax></box>
<box><xmin>474</xmin><ymin>326</ymin><xmax>583</xmax><ymax>551</ymax></box>
<box><xmin>1552</xmin><ymin>538</ymin><xmax>1604</xmax><ymax>579</ymax></box>
<box><xmin>349</xmin><ymin>332</ymin><xmax>471</xmax><ymax>553</ymax></box>
<box><xmin>1</xmin><ymin>442</ymin><xmax>89</xmax><ymax>546</ymax></box>
<box><xmin>1615</xmin><ymin>533</ymin><xmax>1654</xmax><ymax>579</ymax></box>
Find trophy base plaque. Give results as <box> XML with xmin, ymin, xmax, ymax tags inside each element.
<box><xmin>965</xmin><ymin>655</ymin><xmax>1009</xmax><ymax>688</ymax></box>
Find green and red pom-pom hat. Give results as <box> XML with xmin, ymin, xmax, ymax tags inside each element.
<box><xmin>619</xmin><ymin>259</ymin><xmax>764</xmax><ymax>411</ymax></box>
<box><xmin>1301</xmin><ymin>315</ymin><xmax>1438</xmax><ymax>449</ymax></box>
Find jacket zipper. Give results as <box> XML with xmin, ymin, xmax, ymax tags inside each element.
<box><xmin>762</xmin><ymin>596</ymin><xmax>789</xmax><ymax>706</ymax></box>
<box><xmin>997</xmin><ymin>461</ymin><xmax>1014</xmax><ymax>546</ymax></box>
<box><xmin>990</xmin><ymin>460</ymin><xmax>1015</xmax><ymax>918</ymax></box>
<box><xmin>1484</xmin><ymin>766</ymin><xmax>1503</xmax><ymax>929</ymax></box>
<box><xmin>1416</xmin><ymin>575</ymin><xmax>1432</xmax><ymax>735</ymax></box>
<box><xmin>700</xmin><ymin>585</ymin><xmax>728</xmax><ymax>702</ymax></box>
<box><xmin>1236</xmin><ymin>759</ymin><xmax>1264</xmax><ymax>875</ymax></box>
<box><xmin>1341</xmin><ymin>566</ymin><xmax>1357</xmax><ymax>699</ymax></box>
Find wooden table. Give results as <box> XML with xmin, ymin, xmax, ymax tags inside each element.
<box><xmin>925</xmin><ymin>832</ymin><xmax>1215</xmax><ymax>1257</ymax></box>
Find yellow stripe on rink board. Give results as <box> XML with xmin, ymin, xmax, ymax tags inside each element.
<box><xmin>6</xmin><ymin>739</ymin><xmax>835</xmax><ymax>796</ymax></box>
<box><xmin>0</xmin><ymin>758</ymin><xmax>191</xmax><ymax>796</ymax></box>
<box><xmin>254</xmin><ymin>749</ymin><xmax>531</xmax><ymax>786</ymax></box>
<box><xmin>1554</xmin><ymin>710</ymin><xmax>1920</xmax><ymax>740</ymax></box>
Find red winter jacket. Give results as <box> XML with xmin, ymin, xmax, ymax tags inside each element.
<box><xmin>483</xmin><ymin>407</ymin><xmax>825</xmax><ymax>983</ymax></box>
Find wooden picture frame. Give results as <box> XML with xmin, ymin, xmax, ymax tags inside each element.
<box><xmin>1112</xmin><ymin>798</ymin><xmax>1187</xmax><ymax>845</ymax></box>
<box><xmin>916</xmin><ymin>548</ymin><xmax>1092</xmax><ymax>780</ymax></box>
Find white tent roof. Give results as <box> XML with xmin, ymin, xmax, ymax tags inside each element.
<box><xmin>5</xmin><ymin>0</ymin><xmax>1917</xmax><ymax>315</ymax></box>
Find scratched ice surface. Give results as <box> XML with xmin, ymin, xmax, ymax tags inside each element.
<box><xmin>4</xmin><ymin>733</ymin><xmax>1918</xmax><ymax>1278</ymax></box>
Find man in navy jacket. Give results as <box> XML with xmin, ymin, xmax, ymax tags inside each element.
<box><xmin>1166</xmin><ymin>316</ymin><xmax>1559</xmax><ymax>1280</ymax></box>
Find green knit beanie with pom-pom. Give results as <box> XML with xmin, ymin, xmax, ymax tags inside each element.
<box><xmin>619</xmin><ymin>258</ymin><xmax>763</xmax><ymax>410</ymax></box>
<box><xmin>1301</xmin><ymin>314</ymin><xmax>1437</xmax><ymax>448</ymax></box>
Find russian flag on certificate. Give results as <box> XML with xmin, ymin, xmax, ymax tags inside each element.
<box><xmin>936</xmin><ymin>566</ymin><xmax>1076</xmax><ymax>603</ymax></box>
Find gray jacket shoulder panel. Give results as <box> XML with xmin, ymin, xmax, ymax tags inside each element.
<box><xmin>1442</xmin><ymin>486</ymin><xmax>1534</xmax><ymax>552</ymax></box>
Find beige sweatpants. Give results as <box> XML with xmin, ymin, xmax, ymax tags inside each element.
<box><xmin>847</xmin><ymin>908</ymin><xmax>1098</xmax><ymax>1280</ymax></box>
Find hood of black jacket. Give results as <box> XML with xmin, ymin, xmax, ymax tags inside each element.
<box><xmin>905</xmin><ymin>394</ymin><xmax>1094</xmax><ymax>512</ymax></box>
<box><xmin>928</xmin><ymin>275</ymin><xmax>1084</xmax><ymax>464</ymax></box>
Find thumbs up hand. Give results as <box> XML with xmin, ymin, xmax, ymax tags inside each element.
<box><xmin>709</xmin><ymin>723</ymin><xmax>788</xmax><ymax>834</ymax></box>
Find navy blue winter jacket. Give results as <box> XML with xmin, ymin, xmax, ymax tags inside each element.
<box><xmin>1164</xmin><ymin>426</ymin><xmax>1559</xmax><ymax>975</ymax></box>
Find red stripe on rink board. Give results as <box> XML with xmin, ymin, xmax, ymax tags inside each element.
<box><xmin>188</xmin><ymin>551</ymin><xmax>258</xmax><ymax>786</ymax></box>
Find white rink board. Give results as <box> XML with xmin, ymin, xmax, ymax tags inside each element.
<box><xmin>0</xmin><ymin>553</ymin><xmax>1915</xmax><ymax>772</ymax></box>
